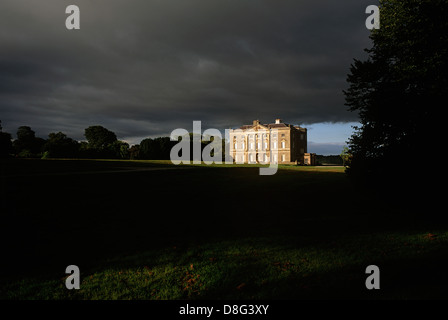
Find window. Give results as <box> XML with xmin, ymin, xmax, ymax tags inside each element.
<box><xmin>264</xmin><ymin>142</ymin><xmax>268</xmax><ymax>150</ymax></box>
<box><xmin>273</xmin><ymin>142</ymin><xmax>277</xmax><ymax>149</ymax></box>
<box><xmin>281</xmin><ymin>141</ymin><xmax>285</xmax><ymax>149</ymax></box>
<box><xmin>250</xmin><ymin>142</ymin><xmax>254</xmax><ymax>150</ymax></box>
<box><xmin>242</xmin><ymin>142</ymin><xmax>245</xmax><ymax>150</ymax></box>
<box><xmin>281</xmin><ymin>154</ymin><xmax>285</xmax><ymax>162</ymax></box>
<box><xmin>234</xmin><ymin>143</ymin><xmax>237</xmax><ymax>150</ymax></box>
<box><xmin>257</xmin><ymin>142</ymin><xmax>261</xmax><ymax>150</ymax></box>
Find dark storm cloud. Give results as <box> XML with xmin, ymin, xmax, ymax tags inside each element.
<box><xmin>0</xmin><ymin>0</ymin><xmax>375</xmax><ymax>142</ymax></box>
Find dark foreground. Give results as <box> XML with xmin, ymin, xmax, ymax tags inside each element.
<box><xmin>0</xmin><ymin>159</ymin><xmax>446</xmax><ymax>299</ymax></box>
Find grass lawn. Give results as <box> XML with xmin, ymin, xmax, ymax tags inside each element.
<box><xmin>0</xmin><ymin>159</ymin><xmax>446</xmax><ymax>299</ymax></box>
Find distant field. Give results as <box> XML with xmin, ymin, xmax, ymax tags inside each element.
<box><xmin>0</xmin><ymin>159</ymin><xmax>446</xmax><ymax>299</ymax></box>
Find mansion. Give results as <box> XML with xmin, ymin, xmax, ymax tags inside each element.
<box><xmin>229</xmin><ymin>119</ymin><xmax>316</xmax><ymax>165</ymax></box>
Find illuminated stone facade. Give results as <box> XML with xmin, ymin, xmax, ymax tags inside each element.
<box><xmin>229</xmin><ymin>119</ymin><xmax>315</xmax><ymax>165</ymax></box>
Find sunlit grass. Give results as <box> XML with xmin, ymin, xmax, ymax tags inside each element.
<box><xmin>86</xmin><ymin>158</ymin><xmax>346</xmax><ymax>172</ymax></box>
<box><xmin>4</xmin><ymin>231</ymin><xmax>447</xmax><ymax>300</ymax></box>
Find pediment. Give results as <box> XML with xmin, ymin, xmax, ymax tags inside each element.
<box><xmin>246</xmin><ymin>124</ymin><xmax>269</xmax><ymax>132</ymax></box>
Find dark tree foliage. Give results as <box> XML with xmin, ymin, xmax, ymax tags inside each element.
<box><xmin>139</xmin><ymin>137</ymin><xmax>175</xmax><ymax>160</ymax></box>
<box><xmin>0</xmin><ymin>132</ymin><xmax>13</xmax><ymax>158</ymax></box>
<box><xmin>0</xmin><ymin>121</ymin><xmax>13</xmax><ymax>158</ymax></box>
<box><xmin>82</xmin><ymin>125</ymin><xmax>131</xmax><ymax>159</ymax></box>
<box><xmin>138</xmin><ymin>135</ymin><xmax>220</xmax><ymax>161</ymax></box>
<box><xmin>315</xmin><ymin>155</ymin><xmax>343</xmax><ymax>166</ymax></box>
<box><xmin>16</xmin><ymin>126</ymin><xmax>36</xmax><ymax>142</ymax></box>
<box><xmin>108</xmin><ymin>140</ymin><xmax>130</xmax><ymax>159</ymax></box>
<box><xmin>84</xmin><ymin>125</ymin><xmax>117</xmax><ymax>150</ymax></box>
<box><xmin>13</xmin><ymin>126</ymin><xmax>46</xmax><ymax>157</ymax></box>
<box><xmin>344</xmin><ymin>0</ymin><xmax>448</xmax><ymax>186</ymax></box>
<box><xmin>129</xmin><ymin>144</ymin><xmax>140</xmax><ymax>160</ymax></box>
<box><xmin>42</xmin><ymin>132</ymin><xmax>79</xmax><ymax>158</ymax></box>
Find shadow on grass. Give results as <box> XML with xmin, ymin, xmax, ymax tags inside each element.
<box><xmin>1</xmin><ymin>159</ymin><xmax>447</xmax><ymax>299</ymax></box>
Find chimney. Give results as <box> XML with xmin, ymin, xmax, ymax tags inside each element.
<box><xmin>275</xmin><ymin>119</ymin><xmax>282</xmax><ymax>124</ymax></box>
<box><xmin>253</xmin><ymin>120</ymin><xmax>260</xmax><ymax>126</ymax></box>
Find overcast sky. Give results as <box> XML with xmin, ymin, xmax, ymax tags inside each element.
<box><xmin>0</xmin><ymin>0</ymin><xmax>376</xmax><ymax>154</ymax></box>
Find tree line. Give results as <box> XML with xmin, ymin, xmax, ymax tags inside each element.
<box><xmin>0</xmin><ymin>122</ymin><xmax>163</xmax><ymax>160</ymax></box>
<box><xmin>0</xmin><ymin>121</ymin><xmax>225</xmax><ymax>161</ymax></box>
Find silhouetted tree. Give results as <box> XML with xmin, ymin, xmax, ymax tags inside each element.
<box><xmin>0</xmin><ymin>120</ymin><xmax>13</xmax><ymax>158</ymax></box>
<box><xmin>344</xmin><ymin>0</ymin><xmax>448</xmax><ymax>184</ymax></box>
<box><xmin>139</xmin><ymin>138</ymin><xmax>157</xmax><ymax>159</ymax></box>
<box><xmin>156</xmin><ymin>137</ymin><xmax>175</xmax><ymax>159</ymax></box>
<box><xmin>13</xmin><ymin>126</ymin><xmax>45</xmax><ymax>157</ymax></box>
<box><xmin>139</xmin><ymin>137</ymin><xmax>174</xmax><ymax>160</ymax></box>
<box><xmin>42</xmin><ymin>132</ymin><xmax>79</xmax><ymax>158</ymax></box>
<box><xmin>78</xmin><ymin>141</ymin><xmax>95</xmax><ymax>158</ymax></box>
<box><xmin>84</xmin><ymin>126</ymin><xmax>117</xmax><ymax>150</ymax></box>
<box><xmin>129</xmin><ymin>144</ymin><xmax>140</xmax><ymax>160</ymax></box>
<box><xmin>82</xmin><ymin>125</ymin><xmax>120</xmax><ymax>158</ymax></box>
<box><xmin>108</xmin><ymin>140</ymin><xmax>130</xmax><ymax>159</ymax></box>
